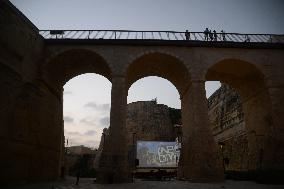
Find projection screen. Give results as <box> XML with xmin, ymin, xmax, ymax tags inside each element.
<box><xmin>136</xmin><ymin>140</ymin><xmax>180</xmax><ymax>168</ymax></box>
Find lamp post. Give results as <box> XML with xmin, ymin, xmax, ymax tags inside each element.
<box><xmin>218</xmin><ymin>141</ymin><xmax>225</xmax><ymax>172</ymax></box>
<box><xmin>132</xmin><ymin>132</ymin><xmax>137</xmax><ymax>182</ymax></box>
<box><xmin>132</xmin><ymin>132</ymin><xmax>136</xmax><ymax>166</ymax></box>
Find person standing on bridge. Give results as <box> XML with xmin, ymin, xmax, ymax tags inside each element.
<box><xmin>213</xmin><ymin>30</ymin><xmax>217</xmax><ymax>41</ymax></box>
<box><xmin>185</xmin><ymin>30</ymin><xmax>190</xmax><ymax>40</ymax></box>
<box><xmin>244</xmin><ymin>35</ymin><xmax>250</xmax><ymax>42</ymax></box>
<box><xmin>221</xmin><ymin>30</ymin><xmax>226</xmax><ymax>41</ymax></box>
<box><xmin>209</xmin><ymin>30</ymin><xmax>214</xmax><ymax>41</ymax></box>
<box><xmin>204</xmin><ymin>28</ymin><xmax>209</xmax><ymax>41</ymax></box>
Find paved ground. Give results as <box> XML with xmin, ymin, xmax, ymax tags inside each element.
<box><xmin>5</xmin><ymin>177</ymin><xmax>284</xmax><ymax>189</ymax></box>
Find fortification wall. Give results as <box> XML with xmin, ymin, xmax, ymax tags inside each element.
<box><xmin>126</xmin><ymin>101</ymin><xmax>176</xmax><ymax>144</ymax></box>
<box><xmin>0</xmin><ymin>1</ymin><xmax>63</xmax><ymax>183</ymax></box>
<box><xmin>208</xmin><ymin>84</ymin><xmax>249</xmax><ymax>171</ymax></box>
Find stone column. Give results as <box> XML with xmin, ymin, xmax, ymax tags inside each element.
<box><xmin>268</xmin><ymin>87</ymin><xmax>284</xmax><ymax>170</ymax></box>
<box><xmin>178</xmin><ymin>80</ymin><xmax>224</xmax><ymax>182</ymax></box>
<box><xmin>97</xmin><ymin>76</ymin><xmax>131</xmax><ymax>183</ymax></box>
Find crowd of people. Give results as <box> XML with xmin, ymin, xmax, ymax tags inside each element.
<box><xmin>203</xmin><ymin>28</ymin><xmax>226</xmax><ymax>41</ymax></box>
<box><xmin>185</xmin><ymin>28</ymin><xmax>227</xmax><ymax>41</ymax></box>
<box><xmin>185</xmin><ymin>28</ymin><xmax>252</xmax><ymax>42</ymax></box>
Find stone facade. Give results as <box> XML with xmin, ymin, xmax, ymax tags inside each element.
<box><xmin>1</xmin><ymin>0</ymin><xmax>284</xmax><ymax>184</ymax></box>
<box><xmin>67</xmin><ymin>145</ymin><xmax>96</xmax><ymax>156</ymax></box>
<box><xmin>125</xmin><ymin>100</ymin><xmax>178</xmax><ymax>144</ymax></box>
<box><xmin>208</xmin><ymin>84</ymin><xmax>249</xmax><ymax>171</ymax></box>
<box><xmin>65</xmin><ymin>146</ymin><xmax>96</xmax><ymax>178</ymax></box>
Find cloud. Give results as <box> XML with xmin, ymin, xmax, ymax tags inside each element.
<box><xmin>84</xmin><ymin>140</ymin><xmax>101</xmax><ymax>148</ymax></box>
<box><xmin>84</xmin><ymin>102</ymin><xmax>98</xmax><ymax>109</ymax></box>
<box><xmin>84</xmin><ymin>102</ymin><xmax>110</xmax><ymax>111</ymax></box>
<box><xmin>100</xmin><ymin>116</ymin><xmax>110</xmax><ymax>126</ymax></box>
<box><xmin>65</xmin><ymin>131</ymin><xmax>81</xmax><ymax>135</ymax></box>
<box><xmin>100</xmin><ymin>103</ymin><xmax>110</xmax><ymax>110</ymax></box>
<box><xmin>80</xmin><ymin>117</ymin><xmax>97</xmax><ymax>126</ymax></box>
<box><xmin>64</xmin><ymin>116</ymin><xmax>74</xmax><ymax>123</ymax></box>
<box><xmin>84</xmin><ymin>130</ymin><xmax>97</xmax><ymax>136</ymax></box>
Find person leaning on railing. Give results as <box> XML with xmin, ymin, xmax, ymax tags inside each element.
<box><xmin>221</xmin><ymin>30</ymin><xmax>226</xmax><ymax>41</ymax></box>
<box><xmin>185</xmin><ymin>30</ymin><xmax>190</xmax><ymax>40</ymax></box>
<box><xmin>204</xmin><ymin>28</ymin><xmax>209</xmax><ymax>41</ymax></box>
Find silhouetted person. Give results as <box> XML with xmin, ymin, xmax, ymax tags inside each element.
<box><xmin>224</xmin><ymin>157</ymin><xmax>230</xmax><ymax>167</ymax></box>
<box><xmin>157</xmin><ymin>169</ymin><xmax>162</xmax><ymax>181</ymax></box>
<box><xmin>213</xmin><ymin>30</ymin><xmax>217</xmax><ymax>41</ymax></box>
<box><xmin>221</xmin><ymin>30</ymin><xmax>226</xmax><ymax>41</ymax></box>
<box><xmin>75</xmin><ymin>170</ymin><xmax>80</xmax><ymax>185</ymax></box>
<box><xmin>204</xmin><ymin>28</ymin><xmax>209</xmax><ymax>41</ymax></box>
<box><xmin>185</xmin><ymin>30</ymin><xmax>190</xmax><ymax>40</ymax></box>
<box><xmin>244</xmin><ymin>35</ymin><xmax>250</xmax><ymax>42</ymax></box>
<box><xmin>209</xmin><ymin>30</ymin><xmax>213</xmax><ymax>41</ymax></box>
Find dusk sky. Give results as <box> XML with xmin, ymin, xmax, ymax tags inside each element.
<box><xmin>10</xmin><ymin>0</ymin><xmax>284</xmax><ymax>148</ymax></box>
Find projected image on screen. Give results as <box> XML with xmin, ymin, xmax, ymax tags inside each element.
<box><xmin>136</xmin><ymin>141</ymin><xmax>180</xmax><ymax>168</ymax></box>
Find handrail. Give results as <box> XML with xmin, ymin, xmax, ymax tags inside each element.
<box><xmin>39</xmin><ymin>30</ymin><xmax>284</xmax><ymax>43</ymax></box>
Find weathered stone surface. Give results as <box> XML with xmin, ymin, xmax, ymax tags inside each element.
<box><xmin>178</xmin><ymin>81</ymin><xmax>224</xmax><ymax>182</ymax></box>
<box><xmin>208</xmin><ymin>84</ymin><xmax>249</xmax><ymax>171</ymax></box>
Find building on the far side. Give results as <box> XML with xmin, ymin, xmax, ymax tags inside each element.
<box><xmin>208</xmin><ymin>83</ymin><xmax>249</xmax><ymax>172</ymax></box>
<box><xmin>65</xmin><ymin>145</ymin><xmax>97</xmax><ymax>177</ymax></box>
<box><xmin>95</xmin><ymin>87</ymin><xmax>250</xmax><ymax>176</ymax></box>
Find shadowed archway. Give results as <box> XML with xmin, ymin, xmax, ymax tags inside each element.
<box><xmin>206</xmin><ymin>59</ymin><xmax>274</xmax><ymax>172</ymax></box>
<box><xmin>43</xmin><ymin>49</ymin><xmax>113</xmax><ymax>181</ymax></box>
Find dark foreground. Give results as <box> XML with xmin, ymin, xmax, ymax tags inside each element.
<box><xmin>4</xmin><ymin>177</ymin><xmax>284</xmax><ymax>189</ymax></box>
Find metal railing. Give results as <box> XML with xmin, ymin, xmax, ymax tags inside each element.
<box><xmin>39</xmin><ymin>30</ymin><xmax>284</xmax><ymax>43</ymax></box>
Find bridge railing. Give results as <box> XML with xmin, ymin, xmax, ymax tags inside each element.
<box><xmin>39</xmin><ymin>30</ymin><xmax>284</xmax><ymax>43</ymax></box>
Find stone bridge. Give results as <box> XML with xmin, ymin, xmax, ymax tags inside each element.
<box><xmin>1</xmin><ymin>0</ymin><xmax>284</xmax><ymax>184</ymax></box>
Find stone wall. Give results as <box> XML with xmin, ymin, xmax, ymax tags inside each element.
<box><xmin>0</xmin><ymin>0</ymin><xmax>63</xmax><ymax>183</ymax></box>
<box><xmin>208</xmin><ymin>84</ymin><xmax>249</xmax><ymax>171</ymax></box>
<box><xmin>126</xmin><ymin>100</ymin><xmax>177</xmax><ymax>144</ymax></box>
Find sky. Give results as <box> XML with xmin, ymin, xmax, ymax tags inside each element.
<box><xmin>10</xmin><ymin>0</ymin><xmax>284</xmax><ymax>148</ymax></box>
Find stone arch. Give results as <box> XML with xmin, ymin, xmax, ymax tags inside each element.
<box><xmin>205</xmin><ymin>58</ymin><xmax>274</xmax><ymax>171</ymax></box>
<box><xmin>126</xmin><ymin>52</ymin><xmax>191</xmax><ymax>96</ymax></box>
<box><xmin>44</xmin><ymin>48</ymin><xmax>112</xmax><ymax>89</ymax></box>
<box><xmin>40</xmin><ymin>49</ymin><xmax>113</xmax><ymax>180</ymax></box>
<box><xmin>126</xmin><ymin>51</ymin><xmax>194</xmax><ymax>179</ymax></box>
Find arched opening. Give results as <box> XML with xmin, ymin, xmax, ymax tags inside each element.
<box><xmin>126</xmin><ymin>52</ymin><xmax>190</xmax><ymax>179</ymax></box>
<box><xmin>127</xmin><ymin>52</ymin><xmax>190</xmax><ymax>95</ymax></box>
<box><xmin>63</xmin><ymin>73</ymin><xmax>111</xmax><ymax>179</ymax></box>
<box><xmin>206</xmin><ymin>59</ymin><xmax>273</xmax><ymax>179</ymax></box>
<box><xmin>43</xmin><ymin>49</ymin><xmax>112</xmax><ymax>180</ymax></box>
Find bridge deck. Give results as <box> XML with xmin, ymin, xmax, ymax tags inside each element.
<box><xmin>39</xmin><ymin>30</ymin><xmax>284</xmax><ymax>44</ymax></box>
